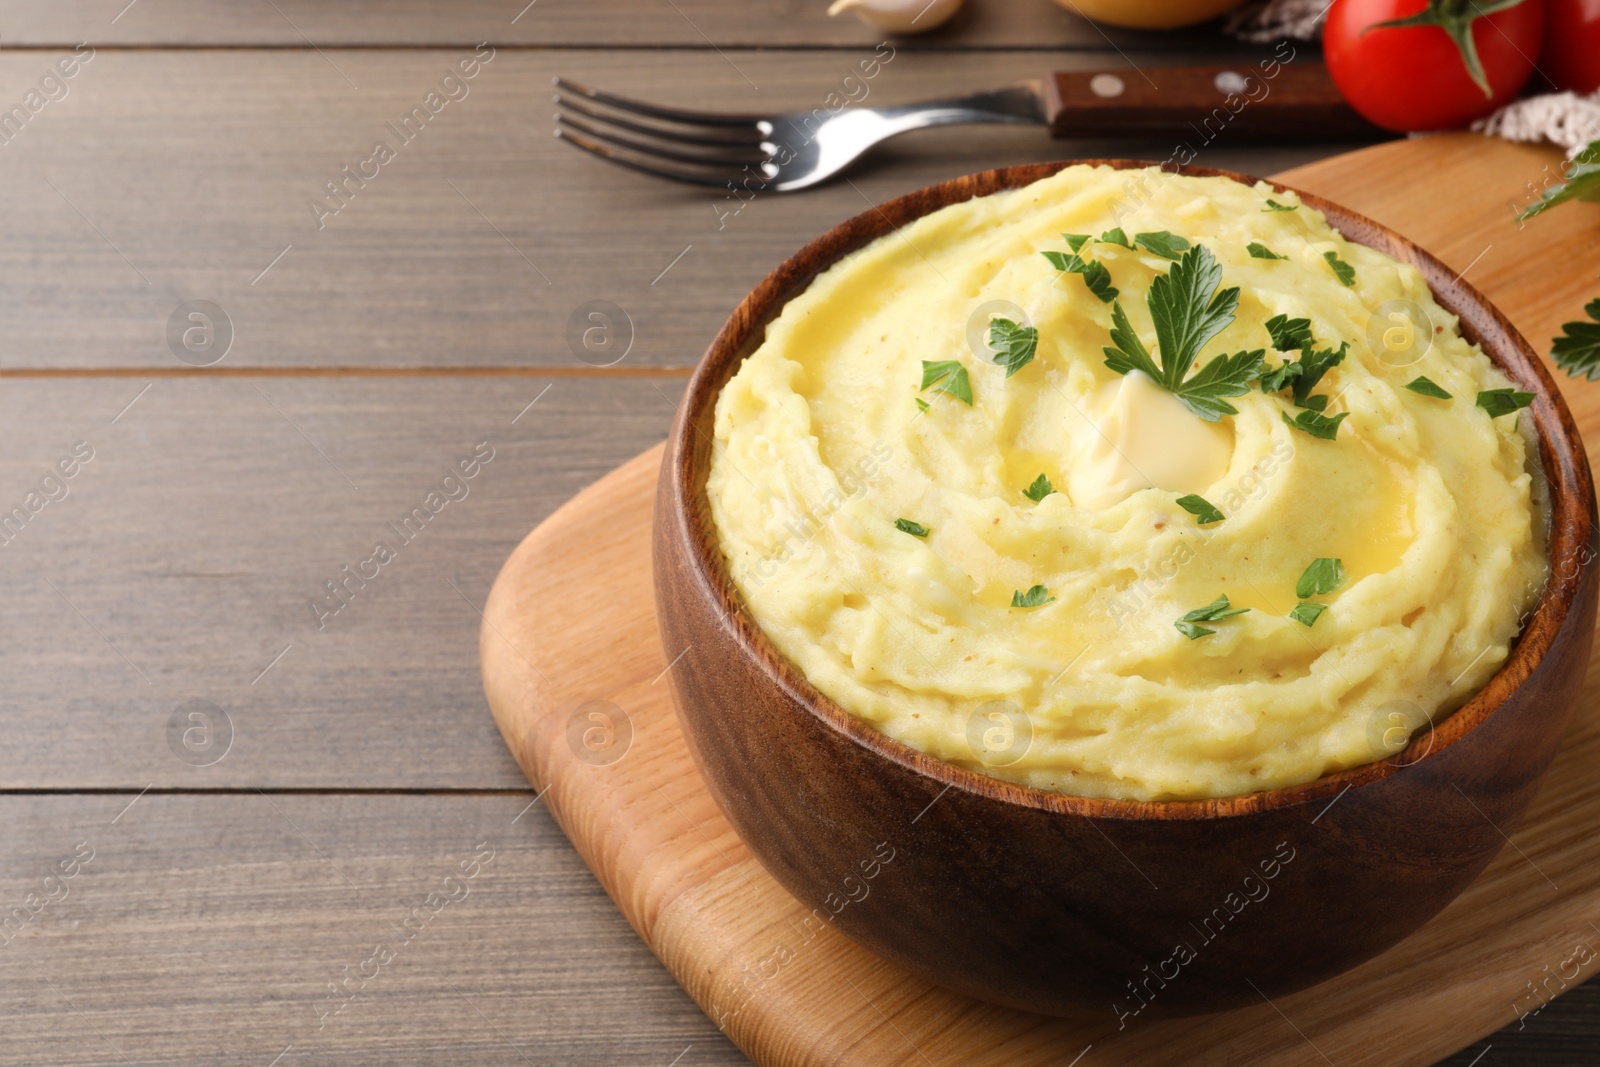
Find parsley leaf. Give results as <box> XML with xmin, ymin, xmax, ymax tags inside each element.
<box><xmin>1175</xmin><ymin>494</ymin><xmax>1224</xmax><ymax>525</ymax></box>
<box><xmin>1262</xmin><ymin>341</ymin><xmax>1346</xmax><ymax>408</ymax></box>
<box><xmin>988</xmin><ymin>317</ymin><xmax>1038</xmax><ymax>378</ymax></box>
<box><xmin>915</xmin><ymin>397</ymin><xmax>930</xmax><ymax>413</ymax></box>
<box><xmin>1247</xmin><ymin>242</ymin><xmax>1286</xmax><ymax>260</ymax></box>
<box><xmin>1102</xmin><ymin>300</ymin><xmax>1163</xmax><ymax>381</ymax></box>
<box><xmin>1063</xmin><ymin>233</ymin><xmax>1093</xmax><ymax>252</ymax></box>
<box><xmin>1178</xmin><ymin>349</ymin><xmax>1268</xmax><ymax>421</ymax></box>
<box><xmin>1100</xmin><ymin>227</ymin><xmax>1132</xmax><ymax>248</ymax></box>
<box><xmin>1295</xmin><ymin>557</ymin><xmax>1344</xmax><ymax>599</ymax></box>
<box><xmin>1259</xmin><ymin>360</ymin><xmax>1300</xmax><ymax>395</ymax></box>
<box><xmin>1023</xmin><ymin>473</ymin><xmax>1055</xmax><ymax>502</ymax></box>
<box><xmin>920</xmin><ymin>360</ymin><xmax>973</xmax><ymax>406</ymax></box>
<box><xmin>1476</xmin><ymin>388</ymin><xmax>1534</xmax><ymax>418</ymax></box>
<box><xmin>1042</xmin><ymin>248</ymin><xmax>1118</xmax><ymax>303</ymax></box>
<box><xmin>1283</xmin><ymin>408</ymin><xmax>1348</xmax><ymax>440</ymax></box>
<box><xmin>1174</xmin><ymin>594</ymin><xmax>1249</xmax><ymax>639</ymax></box>
<box><xmin>1135</xmin><ymin>230</ymin><xmax>1192</xmax><ymax>260</ymax></box>
<box><xmin>1292</xmin><ymin>343</ymin><xmax>1347</xmax><ymax>406</ymax></box>
<box><xmin>1102</xmin><ymin>244</ymin><xmax>1260</xmax><ymax>421</ymax></box>
<box><xmin>1263</xmin><ymin>199</ymin><xmax>1298</xmax><ymax>212</ymax></box>
<box><xmin>894</xmin><ymin>518</ymin><xmax>930</xmax><ymax>538</ymax></box>
<box><xmin>1288</xmin><ymin>601</ymin><xmax>1327</xmax><ymax>627</ymax></box>
<box><xmin>1519</xmin><ymin>140</ymin><xmax>1600</xmax><ymax>221</ymax></box>
<box><xmin>1148</xmin><ymin>245</ymin><xmax>1239</xmax><ymax>380</ymax></box>
<box><xmin>1264</xmin><ymin>314</ymin><xmax>1315</xmax><ymax>353</ymax></box>
<box><xmin>1011</xmin><ymin>584</ymin><xmax>1055</xmax><ymax>608</ymax></box>
<box><xmin>1323</xmin><ymin>250</ymin><xmax>1356</xmax><ymax>286</ymax></box>
<box><xmin>1406</xmin><ymin>376</ymin><xmax>1452</xmax><ymax>399</ymax></box>
<box><xmin>1551</xmin><ymin>298</ymin><xmax>1600</xmax><ymax>381</ymax></box>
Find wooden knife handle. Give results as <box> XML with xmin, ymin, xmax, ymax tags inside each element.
<box><xmin>1044</xmin><ymin>62</ymin><xmax>1386</xmax><ymax>142</ymax></box>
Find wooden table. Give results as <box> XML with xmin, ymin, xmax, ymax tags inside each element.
<box><xmin>0</xmin><ymin>3</ymin><xmax>1589</xmax><ymax>1063</ymax></box>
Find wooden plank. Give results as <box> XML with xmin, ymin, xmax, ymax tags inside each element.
<box><xmin>0</xmin><ymin>1</ymin><xmax>1261</xmax><ymax>50</ymax></box>
<box><xmin>0</xmin><ymin>375</ymin><xmax>683</xmax><ymax>788</ymax></box>
<box><xmin>0</xmin><ymin>48</ymin><xmax>1360</xmax><ymax>369</ymax></box>
<box><xmin>478</xmin><ymin>136</ymin><xmax>1600</xmax><ymax>1066</ymax></box>
<box><xmin>0</xmin><ymin>791</ymin><xmax>749</xmax><ymax>1065</ymax></box>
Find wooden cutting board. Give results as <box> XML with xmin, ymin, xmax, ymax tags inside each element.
<box><xmin>481</xmin><ymin>134</ymin><xmax>1600</xmax><ymax>1066</ymax></box>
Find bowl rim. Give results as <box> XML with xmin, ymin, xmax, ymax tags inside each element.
<box><xmin>666</xmin><ymin>159</ymin><xmax>1596</xmax><ymax>821</ymax></box>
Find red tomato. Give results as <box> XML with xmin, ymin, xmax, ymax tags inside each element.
<box><xmin>1324</xmin><ymin>0</ymin><xmax>1545</xmax><ymax>132</ymax></box>
<box><xmin>1541</xmin><ymin>0</ymin><xmax>1600</xmax><ymax>93</ymax></box>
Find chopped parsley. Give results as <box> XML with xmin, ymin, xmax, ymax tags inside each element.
<box><xmin>1288</xmin><ymin>601</ymin><xmax>1328</xmax><ymax>627</ymax></box>
<box><xmin>1134</xmin><ymin>230</ymin><xmax>1192</xmax><ymax>260</ymax></box>
<box><xmin>1283</xmin><ymin>407</ymin><xmax>1349</xmax><ymax>440</ymax></box>
<box><xmin>1290</xmin><ymin>557</ymin><xmax>1343</xmax><ymax>626</ymax></box>
<box><xmin>1099</xmin><ymin>226</ymin><xmax>1132</xmax><ymax>248</ymax></box>
<box><xmin>1295</xmin><ymin>557</ymin><xmax>1345</xmax><ymax>598</ymax></box>
<box><xmin>1476</xmin><ymin>387</ymin><xmax>1534</xmax><ymax>419</ymax></box>
<box><xmin>1012</xmin><ymin>584</ymin><xmax>1055</xmax><ymax>609</ymax></box>
<box><xmin>1043</xmin><ymin>244</ymin><xmax>1118</xmax><ymax>304</ymax></box>
<box><xmin>1263</xmin><ymin>313</ymin><xmax>1315</xmax><ymax>353</ymax></box>
<box><xmin>1175</xmin><ymin>493</ymin><xmax>1224</xmax><ymax>525</ymax></box>
<box><xmin>988</xmin><ymin>317</ymin><xmax>1038</xmax><ymax>377</ymax></box>
<box><xmin>1263</xmin><ymin>199</ymin><xmax>1298</xmax><ymax>212</ymax></box>
<box><xmin>920</xmin><ymin>360</ymin><xmax>973</xmax><ymax>406</ymax></box>
<box><xmin>1405</xmin><ymin>376</ymin><xmax>1452</xmax><ymax>399</ymax></box>
<box><xmin>1023</xmin><ymin>473</ymin><xmax>1055</xmax><ymax>502</ymax></box>
<box><xmin>894</xmin><ymin>518</ymin><xmax>930</xmax><ymax>538</ymax></box>
<box><xmin>915</xmin><ymin>397</ymin><xmax>930</xmax><ymax>413</ymax></box>
<box><xmin>1263</xmin><ymin>342</ymin><xmax>1348</xmax><ymax>408</ymax></box>
<box><xmin>1174</xmin><ymin>594</ymin><xmax>1249</xmax><ymax>640</ymax></box>
<box><xmin>1063</xmin><ymin>233</ymin><xmax>1093</xmax><ymax>252</ymax></box>
<box><xmin>1100</xmin><ymin>244</ymin><xmax>1264</xmax><ymax>421</ymax></box>
<box><xmin>1551</xmin><ymin>298</ymin><xmax>1600</xmax><ymax>380</ymax></box>
<box><xmin>1247</xmin><ymin>242</ymin><xmax>1286</xmax><ymax>260</ymax></box>
<box><xmin>1323</xmin><ymin>250</ymin><xmax>1356</xmax><ymax>286</ymax></box>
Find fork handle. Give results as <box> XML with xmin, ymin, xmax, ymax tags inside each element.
<box><xmin>1044</xmin><ymin>62</ymin><xmax>1384</xmax><ymax>142</ymax></box>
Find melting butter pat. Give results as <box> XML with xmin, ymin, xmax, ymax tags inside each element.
<box><xmin>1068</xmin><ymin>370</ymin><xmax>1234</xmax><ymax>510</ymax></box>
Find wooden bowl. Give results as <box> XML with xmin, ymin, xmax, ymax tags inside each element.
<box><xmin>652</xmin><ymin>161</ymin><xmax>1599</xmax><ymax>1019</ymax></box>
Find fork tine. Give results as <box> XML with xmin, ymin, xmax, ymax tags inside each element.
<box><xmin>553</xmin><ymin>77</ymin><xmax>766</xmax><ymax>132</ymax></box>
<box><xmin>554</xmin><ymin>127</ymin><xmax>768</xmax><ymax>190</ymax></box>
<box><xmin>555</xmin><ymin>93</ymin><xmax>767</xmax><ymax>148</ymax></box>
<box><xmin>556</xmin><ymin>113</ymin><xmax>772</xmax><ymax>168</ymax></box>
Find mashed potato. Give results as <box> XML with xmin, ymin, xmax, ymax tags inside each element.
<box><xmin>707</xmin><ymin>164</ymin><xmax>1547</xmax><ymax>801</ymax></box>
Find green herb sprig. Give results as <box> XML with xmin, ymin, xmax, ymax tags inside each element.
<box><xmin>988</xmin><ymin>318</ymin><xmax>1038</xmax><ymax>378</ymax></box>
<box><xmin>1175</xmin><ymin>494</ymin><xmax>1224</xmax><ymax>525</ymax></box>
<box><xmin>1043</xmin><ymin>243</ymin><xmax>1118</xmax><ymax>304</ymax></box>
<box><xmin>1323</xmin><ymin>251</ymin><xmax>1356</xmax><ymax>287</ymax></box>
<box><xmin>1289</xmin><ymin>557</ymin><xmax>1344</xmax><ymax>627</ymax></box>
<box><xmin>1406</xmin><ymin>376</ymin><xmax>1452</xmax><ymax>399</ymax></box>
<box><xmin>1283</xmin><ymin>408</ymin><xmax>1349</xmax><ymax>440</ymax></box>
<box><xmin>1100</xmin><ymin>244</ymin><xmax>1264</xmax><ymax>421</ymax></box>
<box><xmin>920</xmin><ymin>360</ymin><xmax>973</xmax><ymax>406</ymax></box>
<box><xmin>1520</xmin><ymin>140</ymin><xmax>1600</xmax><ymax>221</ymax></box>
<box><xmin>1551</xmin><ymin>298</ymin><xmax>1600</xmax><ymax>380</ymax></box>
<box><xmin>1012</xmin><ymin>585</ymin><xmax>1055</xmax><ymax>608</ymax></box>
<box><xmin>1175</xmin><ymin>594</ymin><xmax>1249</xmax><ymax>639</ymax></box>
<box><xmin>1476</xmin><ymin>388</ymin><xmax>1534</xmax><ymax>419</ymax></box>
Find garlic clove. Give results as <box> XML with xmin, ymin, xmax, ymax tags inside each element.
<box><xmin>827</xmin><ymin>0</ymin><xmax>963</xmax><ymax>35</ymax></box>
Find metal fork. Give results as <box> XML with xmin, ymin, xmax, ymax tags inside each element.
<box><xmin>551</xmin><ymin>66</ymin><xmax>1380</xmax><ymax>192</ymax></box>
<box><xmin>553</xmin><ymin>77</ymin><xmax>1045</xmax><ymax>193</ymax></box>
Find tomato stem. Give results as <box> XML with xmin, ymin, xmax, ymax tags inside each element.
<box><xmin>1367</xmin><ymin>0</ymin><xmax>1530</xmax><ymax>98</ymax></box>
